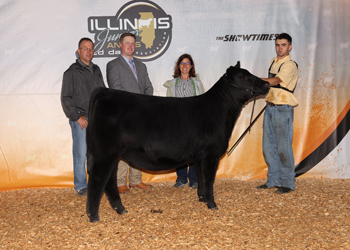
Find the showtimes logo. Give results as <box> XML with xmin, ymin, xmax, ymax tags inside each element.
<box><xmin>217</xmin><ymin>33</ymin><xmax>279</xmax><ymax>42</ymax></box>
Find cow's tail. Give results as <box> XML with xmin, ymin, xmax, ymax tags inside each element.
<box><xmin>87</xmin><ymin>87</ymin><xmax>106</xmax><ymax>174</ymax></box>
<box><xmin>86</xmin><ymin>147</ymin><xmax>93</xmax><ymax>175</ymax></box>
<box><xmin>88</xmin><ymin>87</ymin><xmax>106</xmax><ymax>120</ymax></box>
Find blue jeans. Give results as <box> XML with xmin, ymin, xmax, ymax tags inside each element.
<box><xmin>176</xmin><ymin>164</ymin><xmax>197</xmax><ymax>186</ymax></box>
<box><xmin>263</xmin><ymin>105</ymin><xmax>295</xmax><ymax>190</ymax></box>
<box><xmin>69</xmin><ymin>119</ymin><xmax>88</xmax><ymax>191</ymax></box>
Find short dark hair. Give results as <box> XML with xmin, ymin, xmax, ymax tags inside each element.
<box><xmin>78</xmin><ymin>37</ymin><xmax>93</xmax><ymax>48</ymax></box>
<box><xmin>120</xmin><ymin>32</ymin><xmax>136</xmax><ymax>43</ymax></box>
<box><xmin>173</xmin><ymin>53</ymin><xmax>196</xmax><ymax>78</ymax></box>
<box><xmin>275</xmin><ymin>33</ymin><xmax>292</xmax><ymax>44</ymax></box>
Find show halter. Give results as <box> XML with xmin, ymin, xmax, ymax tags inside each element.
<box><xmin>225</xmin><ymin>69</ymin><xmax>265</xmax><ymax>156</ymax></box>
<box><xmin>220</xmin><ymin>63</ymin><xmax>266</xmax><ymax>156</ymax></box>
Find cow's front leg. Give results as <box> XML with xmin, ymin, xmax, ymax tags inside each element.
<box><xmin>198</xmin><ymin>156</ymin><xmax>219</xmax><ymax>210</ymax></box>
<box><xmin>194</xmin><ymin>162</ymin><xmax>205</xmax><ymax>202</ymax></box>
<box><xmin>104</xmin><ymin>166</ymin><xmax>127</xmax><ymax>215</ymax></box>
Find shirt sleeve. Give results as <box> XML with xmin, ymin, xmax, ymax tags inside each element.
<box><xmin>199</xmin><ymin>79</ymin><xmax>205</xmax><ymax>94</ymax></box>
<box><xmin>61</xmin><ymin>70</ymin><xmax>81</xmax><ymax>121</ymax></box>
<box><xmin>276</xmin><ymin>61</ymin><xmax>298</xmax><ymax>89</ymax></box>
<box><xmin>106</xmin><ymin>60</ymin><xmax>126</xmax><ymax>91</ymax></box>
<box><xmin>141</xmin><ymin>64</ymin><xmax>154</xmax><ymax>95</ymax></box>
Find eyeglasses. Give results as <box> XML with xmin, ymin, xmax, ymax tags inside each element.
<box><xmin>180</xmin><ymin>62</ymin><xmax>191</xmax><ymax>65</ymax></box>
<box><xmin>80</xmin><ymin>47</ymin><xmax>94</xmax><ymax>52</ymax></box>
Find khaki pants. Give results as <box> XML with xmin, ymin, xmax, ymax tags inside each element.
<box><xmin>117</xmin><ymin>159</ymin><xmax>142</xmax><ymax>187</ymax></box>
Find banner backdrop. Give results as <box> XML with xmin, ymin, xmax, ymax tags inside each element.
<box><xmin>0</xmin><ymin>0</ymin><xmax>349</xmax><ymax>190</ymax></box>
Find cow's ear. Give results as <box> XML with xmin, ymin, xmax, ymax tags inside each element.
<box><xmin>234</xmin><ymin>61</ymin><xmax>241</xmax><ymax>68</ymax></box>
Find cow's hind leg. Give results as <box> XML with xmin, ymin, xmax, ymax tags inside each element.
<box><xmin>104</xmin><ymin>161</ymin><xmax>127</xmax><ymax>215</ymax></box>
<box><xmin>86</xmin><ymin>157</ymin><xmax>117</xmax><ymax>222</ymax></box>
<box><xmin>197</xmin><ymin>155</ymin><xmax>219</xmax><ymax>210</ymax></box>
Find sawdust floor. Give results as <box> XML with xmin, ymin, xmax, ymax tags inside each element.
<box><xmin>1</xmin><ymin>178</ymin><xmax>350</xmax><ymax>249</ymax></box>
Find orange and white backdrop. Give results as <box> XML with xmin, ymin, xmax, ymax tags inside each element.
<box><xmin>0</xmin><ymin>0</ymin><xmax>349</xmax><ymax>190</ymax></box>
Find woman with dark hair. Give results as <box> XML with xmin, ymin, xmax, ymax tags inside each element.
<box><xmin>163</xmin><ymin>54</ymin><xmax>205</xmax><ymax>189</ymax></box>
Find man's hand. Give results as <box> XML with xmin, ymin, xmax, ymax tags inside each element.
<box><xmin>261</xmin><ymin>77</ymin><xmax>282</xmax><ymax>86</ymax></box>
<box><xmin>77</xmin><ymin>116</ymin><xmax>88</xmax><ymax>130</ymax></box>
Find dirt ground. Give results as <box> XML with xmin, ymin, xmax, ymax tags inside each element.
<box><xmin>1</xmin><ymin>178</ymin><xmax>350</xmax><ymax>249</ymax></box>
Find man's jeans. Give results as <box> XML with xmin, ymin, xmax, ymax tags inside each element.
<box><xmin>263</xmin><ymin>105</ymin><xmax>295</xmax><ymax>190</ymax></box>
<box><xmin>69</xmin><ymin>119</ymin><xmax>88</xmax><ymax>191</ymax></box>
<box><xmin>176</xmin><ymin>164</ymin><xmax>197</xmax><ymax>186</ymax></box>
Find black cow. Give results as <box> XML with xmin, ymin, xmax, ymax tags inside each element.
<box><xmin>86</xmin><ymin>62</ymin><xmax>269</xmax><ymax>222</ymax></box>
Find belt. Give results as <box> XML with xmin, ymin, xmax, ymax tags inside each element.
<box><xmin>267</xmin><ymin>102</ymin><xmax>282</xmax><ymax>107</ymax></box>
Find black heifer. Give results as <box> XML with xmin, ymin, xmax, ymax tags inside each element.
<box><xmin>86</xmin><ymin>62</ymin><xmax>269</xmax><ymax>222</ymax></box>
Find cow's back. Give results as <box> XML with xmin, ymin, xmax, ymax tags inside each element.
<box><xmin>87</xmin><ymin>87</ymin><xmax>231</xmax><ymax>171</ymax></box>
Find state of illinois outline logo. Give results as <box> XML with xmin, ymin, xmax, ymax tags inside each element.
<box><xmin>88</xmin><ymin>0</ymin><xmax>172</xmax><ymax>62</ymax></box>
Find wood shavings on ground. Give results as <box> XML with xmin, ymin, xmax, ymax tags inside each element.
<box><xmin>1</xmin><ymin>178</ymin><xmax>349</xmax><ymax>249</ymax></box>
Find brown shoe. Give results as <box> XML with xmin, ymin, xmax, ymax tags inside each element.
<box><xmin>129</xmin><ymin>182</ymin><xmax>152</xmax><ymax>189</ymax></box>
<box><xmin>118</xmin><ymin>185</ymin><xmax>130</xmax><ymax>194</ymax></box>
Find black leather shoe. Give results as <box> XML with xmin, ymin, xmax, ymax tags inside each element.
<box><xmin>76</xmin><ymin>188</ymin><xmax>87</xmax><ymax>196</ymax></box>
<box><xmin>256</xmin><ymin>184</ymin><xmax>269</xmax><ymax>189</ymax></box>
<box><xmin>274</xmin><ymin>187</ymin><xmax>293</xmax><ymax>194</ymax></box>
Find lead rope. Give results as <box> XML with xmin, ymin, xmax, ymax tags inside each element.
<box><xmin>249</xmin><ymin>96</ymin><xmax>256</xmax><ymax>133</ymax></box>
<box><xmin>227</xmin><ymin>102</ymin><xmax>267</xmax><ymax>156</ymax></box>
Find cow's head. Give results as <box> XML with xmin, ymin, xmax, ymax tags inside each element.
<box><xmin>225</xmin><ymin>62</ymin><xmax>270</xmax><ymax>97</ymax></box>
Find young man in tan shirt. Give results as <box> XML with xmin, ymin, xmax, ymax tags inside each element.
<box><xmin>257</xmin><ymin>33</ymin><xmax>298</xmax><ymax>194</ymax></box>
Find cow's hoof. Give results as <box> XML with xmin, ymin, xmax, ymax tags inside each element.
<box><xmin>88</xmin><ymin>214</ymin><xmax>100</xmax><ymax>223</ymax></box>
<box><xmin>117</xmin><ymin>209</ymin><xmax>128</xmax><ymax>215</ymax></box>
<box><xmin>206</xmin><ymin>201</ymin><xmax>218</xmax><ymax>210</ymax></box>
<box><xmin>198</xmin><ymin>196</ymin><xmax>206</xmax><ymax>202</ymax></box>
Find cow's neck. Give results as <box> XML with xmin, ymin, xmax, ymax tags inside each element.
<box><xmin>209</xmin><ymin>77</ymin><xmax>244</xmax><ymax>112</ymax></box>
<box><xmin>205</xmin><ymin>78</ymin><xmax>246</xmax><ymax>136</ymax></box>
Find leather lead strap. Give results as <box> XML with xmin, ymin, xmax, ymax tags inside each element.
<box><xmin>227</xmin><ymin>104</ymin><xmax>267</xmax><ymax>156</ymax></box>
